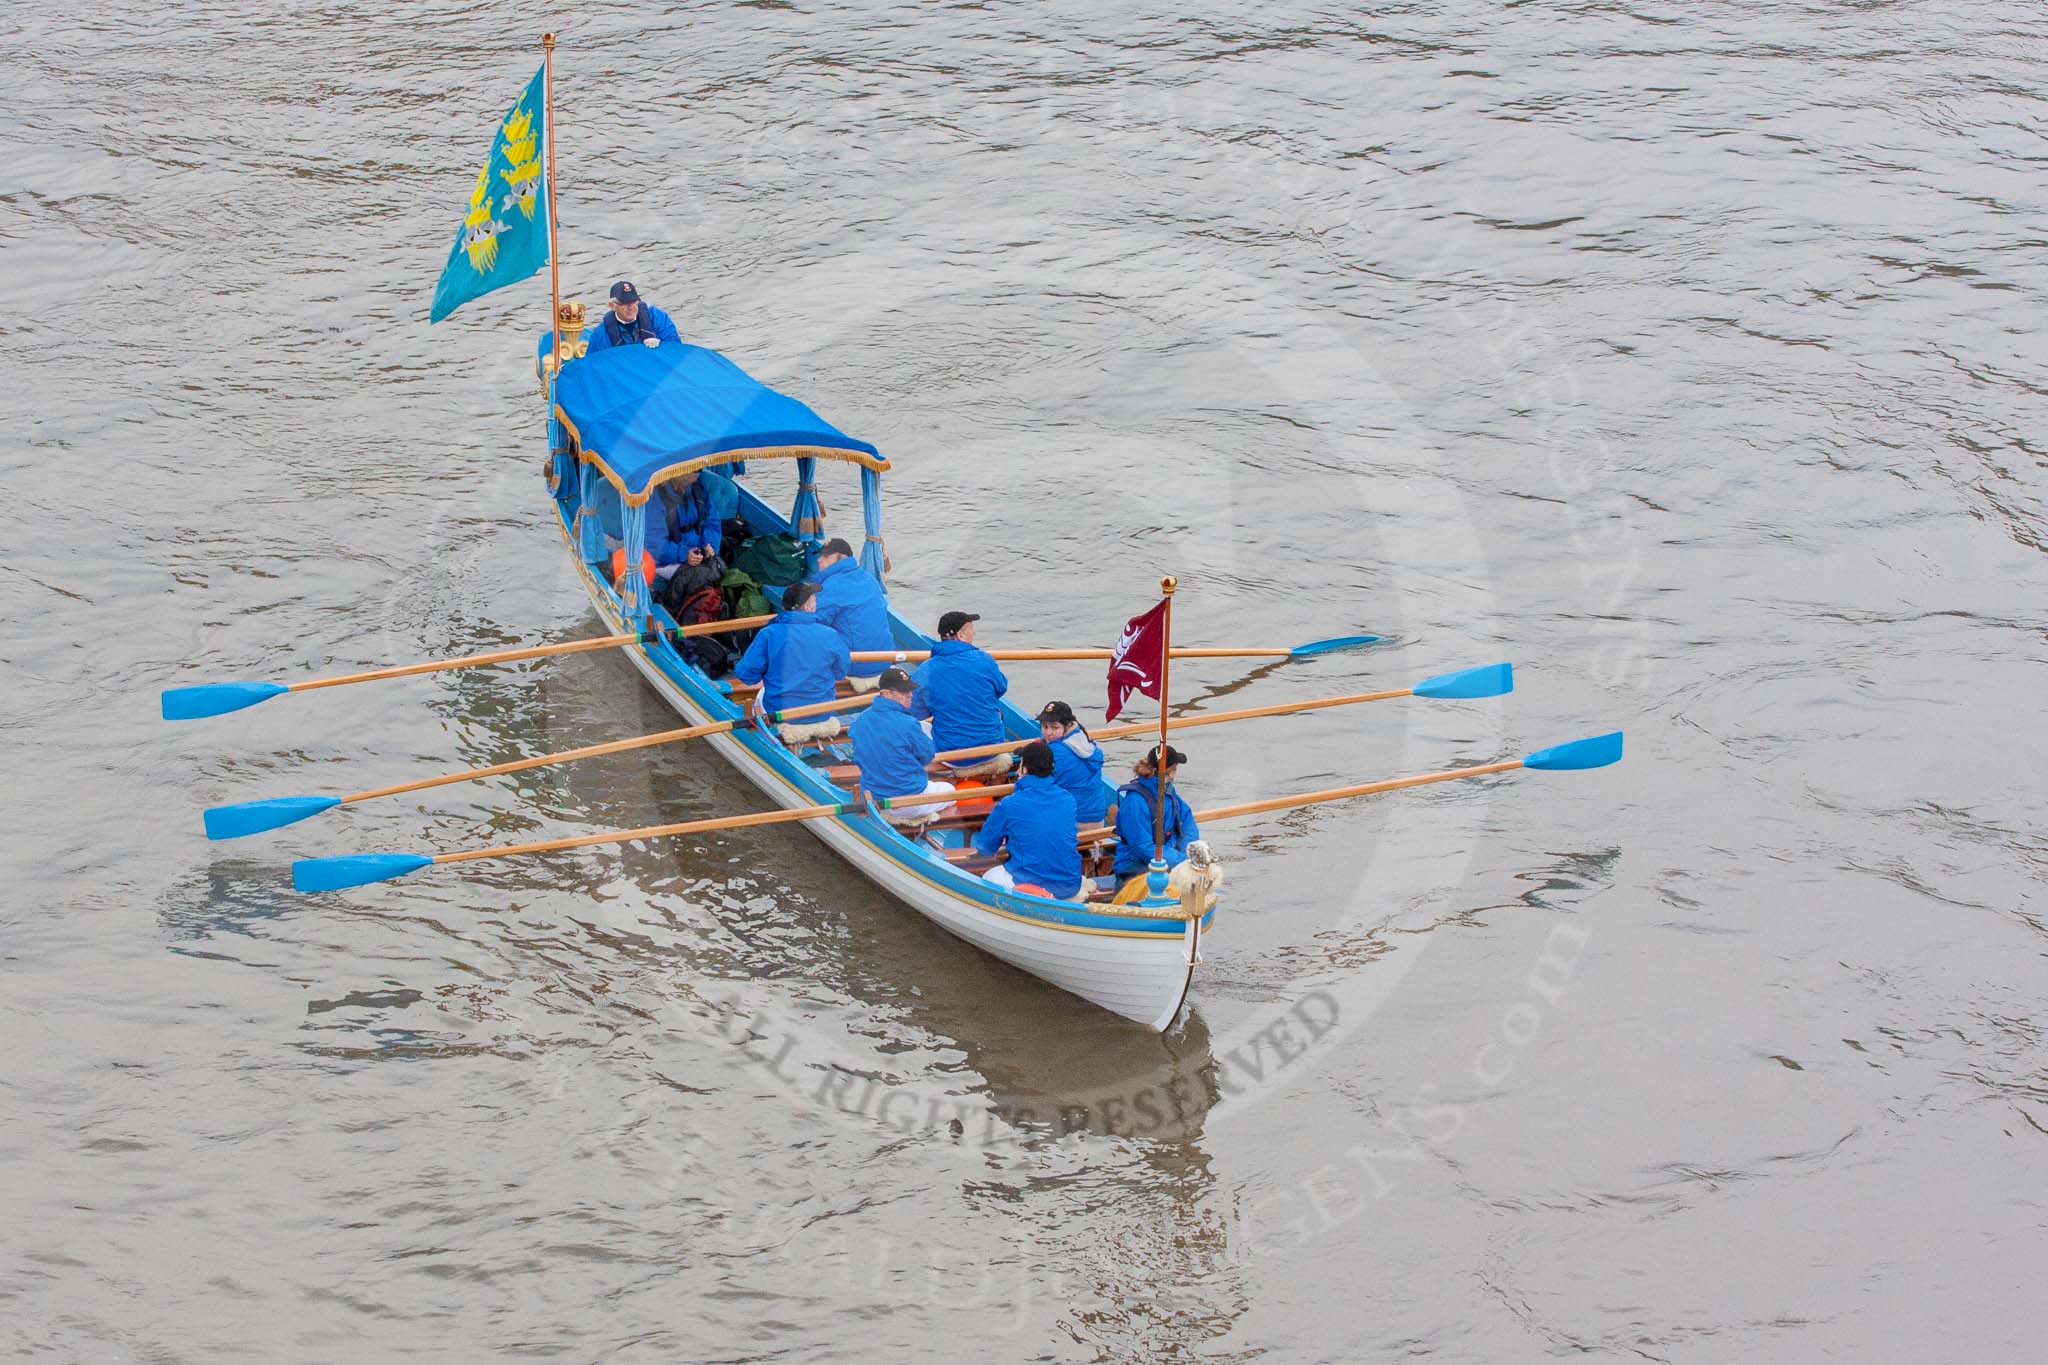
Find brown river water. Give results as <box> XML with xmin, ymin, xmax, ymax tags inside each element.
<box><xmin>4</xmin><ymin>2</ymin><xmax>2045</xmax><ymax>1360</ymax></box>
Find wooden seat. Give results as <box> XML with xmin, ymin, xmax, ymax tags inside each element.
<box><xmin>940</xmin><ymin>847</ymin><xmax>999</xmax><ymax>872</ymax></box>
<box><xmin>731</xmin><ymin>676</ymin><xmax>862</xmax><ymax>707</ymax></box>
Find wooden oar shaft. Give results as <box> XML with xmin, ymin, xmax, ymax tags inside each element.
<box><xmin>435</xmin><ymin>804</ymin><xmax>834</xmax><ymax>863</ymax></box>
<box><xmin>930</xmin><ymin>686</ymin><xmax>1415</xmax><ymax>764</ymax></box>
<box><xmin>343</xmin><ymin>722</ymin><xmax>728</xmax><ymax>803</ymax></box>
<box><xmin>1103</xmin><ymin>687</ymin><xmax>1412</xmax><ymax>740</ymax></box>
<box><xmin>288</xmin><ymin>615</ymin><xmax>779</xmax><ymax>693</ymax></box>
<box><xmin>846</xmin><ymin>646</ymin><xmax>1303</xmax><ymax>663</ymax></box>
<box><xmin>288</xmin><ymin>636</ymin><xmax>630</xmax><ymax>691</ymax></box>
<box><xmin>285</xmin><ymin>615</ymin><xmax>774</xmax><ymax>693</ymax></box>
<box><xmin>1196</xmin><ymin>760</ymin><xmax>1525</xmax><ymax>824</ymax></box>
<box><xmin>1070</xmin><ymin>759</ymin><xmax>1522</xmax><ymax>847</ymax></box>
<box><xmin>432</xmin><ymin>781</ymin><xmax>1010</xmax><ymax>866</ymax></box>
<box><xmin>342</xmin><ymin>690</ymin><xmax>876</xmax><ymax>804</ymax></box>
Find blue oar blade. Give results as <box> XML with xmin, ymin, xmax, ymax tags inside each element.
<box><xmin>1413</xmin><ymin>662</ymin><xmax>1514</xmax><ymax>700</ymax></box>
<box><xmin>161</xmin><ymin>680</ymin><xmax>288</xmax><ymax>721</ymax></box>
<box><xmin>1523</xmin><ymin>731</ymin><xmax>1624</xmax><ymax>771</ymax></box>
<box><xmin>204</xmin><ymin>795</ymin><xmax>342</xmax><ymax>841</ymax></box>
<box><xmin>293</xmin><ymin>852</ymin><xmax>433</xmax><ymax>894</ymax></box>
<box><xmin>1289</xmin><ymin>634</ymin><xmax>1383</xmax><ymax>659</ymax></box>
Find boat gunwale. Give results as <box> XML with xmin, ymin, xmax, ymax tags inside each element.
<box><xmin>548</xmin><ymin>487</ymin><xmax>1216</xmax><ymax>942</ymax></box>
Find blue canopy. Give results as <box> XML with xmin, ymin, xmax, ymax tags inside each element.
<box><xmin>552</xmin><ymin>343</ymin><xmax>881</xmax><ymax>498</ymax></box>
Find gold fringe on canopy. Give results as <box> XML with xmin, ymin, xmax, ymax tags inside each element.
<box><xmin>551</xmin><ymin>406</ymin><xmax>891</xmax><ymax>507</ymax></box>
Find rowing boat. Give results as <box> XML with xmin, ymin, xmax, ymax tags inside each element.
<box><xmin>540</xmin><ymin>322</ymin><xmax>1213</xmax><ymax>1031</ymax></box>
<box><xmin>162</xmin><ymin>41</ymin><xmax>1620</xmax><ymax>1035</ymax></box>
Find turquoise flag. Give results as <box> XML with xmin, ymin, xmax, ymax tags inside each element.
<box><xmin>429</xmin><ymin>66</ymin><xmax>550</xmax><ymax>323</ymax></box>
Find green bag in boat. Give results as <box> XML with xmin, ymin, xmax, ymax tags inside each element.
<box><xmin>720</xmin><ymin>567</ymin><xmax>774</xmax><ymax>626</ymax></box>
<box><xmin>730</xmin><ymin>532</ymin><xmax>808</xmax><ymax>587</ymax></box>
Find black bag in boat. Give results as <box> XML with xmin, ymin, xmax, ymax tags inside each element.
<box><xmin>658</xmin><ymin>554</ymin><xmax>727</xmax><ymax>615</ymax></box>
<box><xmin>659</xmin><ymin>555</ymin><xmax>735</xmax><ymax>677</ymax></box>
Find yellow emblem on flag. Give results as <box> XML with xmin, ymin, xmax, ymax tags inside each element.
<box><xmin>499</xmin><ymin>104</ymin><xmax>541</xmax><ymax>220</ymax></box>
<box><xmin>460</xmin><ymin>164</ymin><xmax>504</xmax><ymax>274</ymax></box>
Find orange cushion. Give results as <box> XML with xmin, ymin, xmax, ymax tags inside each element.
<box><xmin>610</xmin><ymin>548</ymin><xmax>658</xmax><ymax>587</ymax></box>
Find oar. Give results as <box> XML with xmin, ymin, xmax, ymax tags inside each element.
<box><xmin>202</xmin><ymin>691</ymin><xmax>881</xmax><ymax>840</ymax></box>
<box><xmin>292</xmin><ymin>731</ymin><xmax>1621</xmax><ymax>894</ymax></box>
<box><xmin>849</xmin><ymin>634</ymin><xmax>1383</xmax><ymax>665</ymax></box>
<box><xmin>1071</xmin><ymin>731</ymin><xmax>1624</xmax><ymax>846</ymax></box>
<box><xmin>894</xmin><ymin>662</ymin><xmax>1514</xmax><ymax>768</ymax></box>
<box><xmin>293</xmin><ymin>782</ymin><xmax>1016</xmax><ymax>894</ymax></box>
<box><xmin>161</xmin><ymin>614</ymin><xmax>776</xmax><ymax>721</ymax></box>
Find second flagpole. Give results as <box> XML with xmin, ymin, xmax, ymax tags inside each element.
<box><xmin>1149</xmin><ymin>574</ymin><xmax>1177</xmax><ymax>901</ymax></box>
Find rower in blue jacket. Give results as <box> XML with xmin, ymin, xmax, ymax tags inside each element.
<box><xmin>847</xmin><ymin>668</ymin><xmax>955</xmax><ymax>827</ymax></box>
<box><xmin>1111</xmin><ymin>744</ymin><xmax>1199</xmax><ymax>882</ymax></box>
<box><xmin>732</xmin><ymin>581</ymin><xmax>851</xmax><ymax>742</ymax></box>
<box><xmin>910</xmin><ymin>610</ymin><xmax>1014</xmax><ymax>780</ymax></box>
<box><xmin>812</xmin><ymin>538</ymin><xmax>896</xmax><ymax>689</ymax></box>
<box><xmin>972</xmin><ymin>742</ymin><xmax>1083</xmax><ymax>900</ymax></box>
<box><xmin>1034</xmin><ymin>700</ymin><xmax>1109</xmax><ymax>823</ymax></box>
<box><xmin>583</xmin><ymin>280</ymin><xmax>682</xmax><ymax>354</ymax></box>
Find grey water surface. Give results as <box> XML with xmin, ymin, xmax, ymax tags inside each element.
<box><xmin>3</xmin><ymin>2</ymin><xmax>2045</xmax><ymax>1361</ymax></box>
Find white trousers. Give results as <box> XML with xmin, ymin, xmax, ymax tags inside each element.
<box><xmin>983</xmin><ymin>863</ymin><xmax>1095</xmax><ymax>901</ymax></box>
<box><xmin>881</xmin><ymin>779</ymin><xmax>955</xmax><ymax>826</ymax></box>
<box><xmin>944</xmin><ymin>753</ymin><xmax>1016</xmax><ymax>781</ymax></box>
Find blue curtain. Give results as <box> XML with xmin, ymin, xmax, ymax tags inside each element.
<box><xmin>791</xmin><ymin>455</ymin><xmax>824</xmax><ymax>544</ymax></box>
<box><xmin>621</xmin><ymin>501</ymin><xmax>649</xmax><ymax>622</ymax></box>
<box><xmin>860</xmin><ymin>465</ymin><xmax>887</xmax><ymax>583</ymax></box>
<box><xmin>577</xmin><ymin>463</ymin><xmax>604</xmax><ymax>562</ymax></box>
<box><xmin>549</xmin><ymin>413</ymin><xmax>576</xmax><ymax>509</ymax></box>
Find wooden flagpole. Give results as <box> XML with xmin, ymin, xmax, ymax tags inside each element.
<box><xmin>1153</xmin><ymin>575</ymin><xmax>1176</xmax><ymax>872</ymax></box>
<box><xmin>542</xmin><ymin>32</ymin><xmax>561</xmax><ymax>376</ymax></box>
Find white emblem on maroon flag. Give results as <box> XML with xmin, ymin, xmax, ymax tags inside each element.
<box><xmin>1106</xmin><ymin>599</ymin><xmax>1170</xmax><ymax>722</ymax></box>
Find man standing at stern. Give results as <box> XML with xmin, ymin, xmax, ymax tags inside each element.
<box><xmin>583</xmin><ymin>280</ymin><xmax>681</xmax><ymax>354</ymax></box>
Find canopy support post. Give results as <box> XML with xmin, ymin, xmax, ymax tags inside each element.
<box><xmin>576</xmin><ymin>462</ymin><xmax>604</xmax><ymax>561</ymax></box>
<box><xmin>792</xmin><ymin>454</ymin><xmax>824</xmax><ymax>548</ymax></box>
<box><xmin>859</xmin><ymin>465</ymin><xmax>887</xmax><ymax>584</ymax></box>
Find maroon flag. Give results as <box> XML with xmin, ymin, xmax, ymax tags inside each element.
<box><xmin>1106</xmin><ymin>599</ymin><xmax>1169</xmax><ymax>722</ymax></box>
